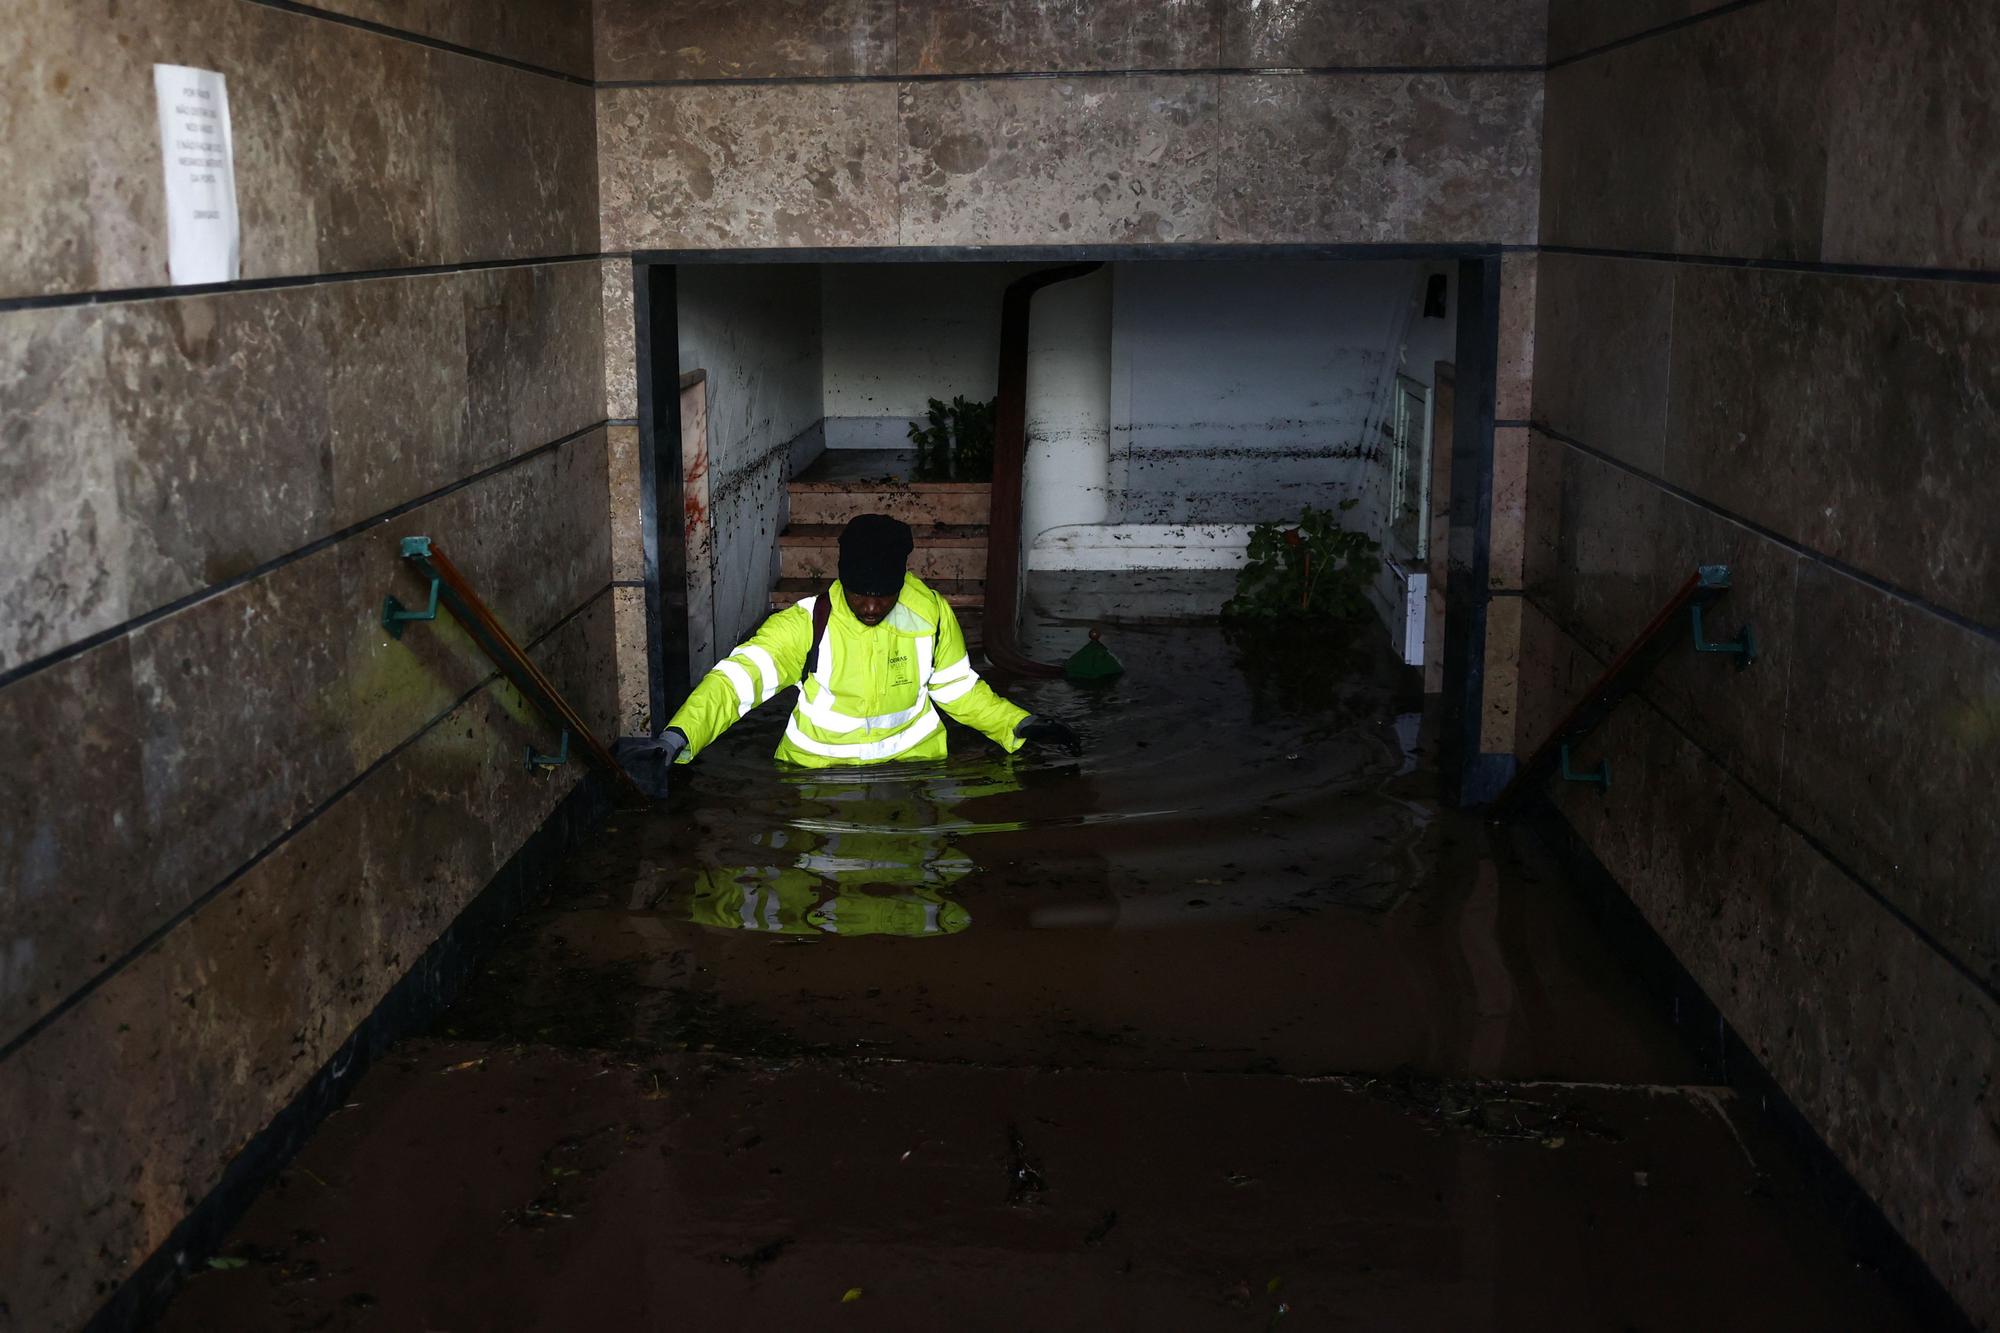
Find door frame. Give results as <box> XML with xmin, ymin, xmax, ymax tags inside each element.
<box><xmin>629</xmin><ymin>245</ymin><xmax>1511</xmax><ymax>805</ymax></box>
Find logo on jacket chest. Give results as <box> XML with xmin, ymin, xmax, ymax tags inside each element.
<box><xmin>886</xmin><ymin>647</ymin><xmax>916</xmax><ymax>688</ymax></box>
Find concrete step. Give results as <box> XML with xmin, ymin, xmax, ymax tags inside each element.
<box><xmin>771</xmin><ymin>577</ymin><xmax>985</xmax><ymax>611</ymax></box>
<box><xmin>788</xmin><ymin>481</ymin><xmax>991</xmax><ymax>527</ymax></box>
<box><xmin>779</xmin><ymin>523</ymin><xmax>988</xmax><ymax>581</ymax></box>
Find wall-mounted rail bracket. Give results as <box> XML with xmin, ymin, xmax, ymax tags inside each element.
<box><xmin>381</xmin><ymin>533</ymin><xmax>653</xmax><ymax>805</ymax></box>
<box><xmin>1494</xmin><ymin>565</ymin><xmax>1738</xmax><ymax>817</ymax></box>
<box><xmin>1559</xmin><ymin>743</ymin><xmax>1610</xmax><ymax>794</ymax></box>
<box><xmin>525</xmin><ymin>730</ymin><xmax>571</xmax><ymax>774</ymax></box>
<box><xmin>1691</xmin><ymin>602</ymin><xmax>1755</xmax><ymax>668</ymax></box>
<box><xmin>381</xmin><ymin>536</ymin><xmax>442</xmax><ymax>639</ymax></box>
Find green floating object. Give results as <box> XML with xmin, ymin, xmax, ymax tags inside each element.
<box><xmin>1065</xmin><ymin>629</ymin><xmax>1124</xmax><ymax>682</ymax></box>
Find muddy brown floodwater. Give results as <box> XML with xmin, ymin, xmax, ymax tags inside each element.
<box><xmin>160</xmin><ymin>581</ymin><xmax>1932</xmax><ymax>1331</ymax></box>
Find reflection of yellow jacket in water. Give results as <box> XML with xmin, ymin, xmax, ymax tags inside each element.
<box><xmin>665</xmin><ymin>576</ymin><xmax>1028</xmax><ymax>768</ymax></box>
<box><xmin>683</xmin><ymin>770</ymin><xmax>1020</xmax><ymax>938</ymax></box>
<box><xmin>689</xmin><ymin>873</ymin><xmax>971</xmax><ymax>937</ymax></box>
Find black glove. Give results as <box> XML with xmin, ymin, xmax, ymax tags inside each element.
<box><xmin>613</xmin><ymin>728</ymin><xmax>688</xmax><ymax>801</ymax></box>
<box><xmin>1015</xmin><ymin>715</ymin><xmax>1082</xmax><ymax>756</ymax></box>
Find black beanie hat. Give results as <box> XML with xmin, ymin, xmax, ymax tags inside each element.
<box><xmin>838</xmin><ymin>514</ymin><xmax>914</xmax><ymax>596</ymax></box>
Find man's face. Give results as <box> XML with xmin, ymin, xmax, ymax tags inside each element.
<box><xmin>846</xmin><ymin>590</ymin><xmax>898</xmax><ymax>627</ymax></box>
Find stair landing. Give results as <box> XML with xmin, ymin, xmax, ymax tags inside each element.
<box><xmin>778</xmin><ymin>451</ymin><xmax>992</xmax><ymax>610</ymax></box>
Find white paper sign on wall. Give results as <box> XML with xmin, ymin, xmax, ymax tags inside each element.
<box><xmin>152</xmin><ymin>64</ymin><xmax>240</xmax><ymax>285</ymax></box>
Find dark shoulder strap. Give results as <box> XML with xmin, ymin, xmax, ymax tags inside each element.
<box><xmin>801</xmin><ymin>587</ymin><xmax>833</xmax><ymax>686</ymax></box>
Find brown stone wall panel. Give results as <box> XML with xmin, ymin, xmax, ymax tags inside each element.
<box><xmin>1779</xmin><ymin>563</ymin><xmax>2000</xmax><ymax>991</ymax></box>
<box><xmin>543</xmin><ymin>590</ymin><xmax>622</xmax><ymax>747</ymax></box>
<box><xmin>3</xmin><ymin>431</ymin><xmax>609</xmax><ymax>1044</ymax></box>
<box><xmin>127</xmin><ymin>553</ymin><xmax>363</xmax><ymax>935</ymax></box>
<box><xmin>595</xmin><ymin>0</ymin><xmax>896</xmax><ymax>80</ymax></box>
<box><xmin>495</xmin><ymin>261</ymin><xmax>607</xmax><ymax>460</ymax></box>
<box><xmin>1555</xmin><ymin>681</ymin><xmax>2000</xmax><ymax>1327</ymax></box>
<box><xmin>613</xmin><ymin>585</ymin><xmax>652</xmax><ymax>736</ymax></box>
<box><xmin>315</xmin><ymin>0</ymin><xmax>595</xmax><ymax>78</ymax></box>
<box><xmin>1548</xmin><ymin>671</ymin><xmax>1661</xmax><ymax>888</ymax></box>
<box><xmin>439</xmin><ymin>63</ymin><xmax>600</xmax><ymax>263</ymax></box>
<box><xmin>598</xmin><ymin>84</ymin><xmax>900</xmax><ymax>251</ymax></box>
<box><xmin>1823</xmin><ymin>0</ymin><xmax>2000</xmax><ymax>272</ymax></box>
<box><xmin>1538</xmin><ymin>439</ymin><xmax>1802</xmax><ymax>794</ymax></box>
<box><xmin>1636</xmin><ymin>498</ymin><xmax>1804</xmax><ymax>795</ymax></box>
<box><xmin>2</xmin><ymin>0</ymin><xmax>593</xmax><ymax>300</ymax></box>
<box><xmin>310</xmin><ymin>32</ymin><xmax>455</xmax><ymax>274</ymax></box>
<box><xmin>1221</xmin><ymin>0</ymin><xmax>1547</xmax><ymax>68</ymax></box>
<box><xmin>1543</xmin><ymin>438</ymin><xmax>1680</xmax><ymax>657</ymax></box>
<box><xmin>1544</xmin><ymin>0</ymin><xmax>1833</xmax><ymax>260</ymax></box>
<box><xmin>603</xmin><ymin>259</ymin><xmax>638</xmax><ymax>421</ymax></box>
<box><xmin>1669</xmin><ymin>0</ymin><xmax>1832</xmax><ymax>262</ymax></box>
<box><xmin>1495</xmin><ymin>251</ymin><xmax>1537</xmax><ymax>421</ymax></box>
<box><xmin>105</xmin><ymin>288</ymin><xmax>338</xmax><ymax>610</ymax></box>
<box><xmin>1480</xmin><ymin>594</ymin><xmax>1523</xmax><ymax>754</ymax></box>
<box><xmin>1514</xmin><ymin>596</ymin><xmax>1596</xmax><ymax>758</ymax></box>
<box><xmin>475</xmin><ymin>608</ymin><xmax>601</xmax><ymax>849</ymax></box>
<box><xmin>1529</xmin><ymin>253</ymin><xmax>1674</xmax><ymax>472</ymax></box>
<box><xmin>0</xmin><ymin>639</ymin><xmax>145</xmax><ymax>1047</ymax></box>
<box><xmin>899</xmin><ymin>77</ymin><xmax>1220</xmax><ymax>246</ymax></box>
<box><xmin>1</xmin><ymin>262</ymin><xmax>603</xmax><ymax>674</ymax></box>
<box><xmin>608</xmin><ymin>425</ymin><xmax>645</xmax><ymax>582</ymax></box>
<box><xmin>1762</xmin><ymin>839</ymin><xmax>2000</xmax><ymax>1324</ymax></box>
<box><xmin>901</xmin><ymin>0</ymin><xmax>1222</xmax><ymax>75</ymax></box>
<box><xmin>325</xmin><ymin>277</ymin><xmax>471</xmax><ymax>529</ymax></box>
<box><xmin>1488</xmin><ymin>426</ymin><xmax>1530</xmax><ymax>590</ymax></box>
<box><xmin>0</xmin><ymin>0</ymin><xmax>316</xmax><ymax>298</ymax></box>
<box><xmin>1665</xmin><ymin>265</ymin><xmax>2000</xmax><ymax>625</ymax></box>
<box><xmin>352</xmin><ymin>433</ymin><xmax>611</xmax><ymax>755</ymax></box>
<box><xmin>1216</xmin><ymin>74</ymin><xmax>1541</xmax><ymax>245</ymax></box>
<box><xmin>466</xmin><ymin>427</ymin><xmax>614</xmax><ymax>641</ymax></box>
<box><xmin>0</xmin><ymin>672</ymin><xmax>545</xmax><ymax>1333</ymax></box>
<box><xmin>1538</xmin><ymin>44</ymin><xmax>1684</xmax><ymax>252</ymax></box>
<box><xmin>1521</xmin><ymin>427</ymin><xmax>1564</xmax><ymax>598</ymax></box>
<box><xmin>1545</xmin><ymin>0</ymin><xmax>1733</xmax><ymax>62</ymax></box>
<box><xmin>0</xmin><ymin>306</ymin><xmax>128</xmax><ymax>672</ymax></box>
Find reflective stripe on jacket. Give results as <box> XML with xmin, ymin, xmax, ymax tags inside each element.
<box><xmin>666</xmin><ymin>574</ymin><xmax>1028</xmax><ymax>768</ymax></box>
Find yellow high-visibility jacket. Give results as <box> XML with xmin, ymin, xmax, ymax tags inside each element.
<box><xmin>666</xmin><ymin>574</ymin><xmax>1029</xmax><ymax>768</ymax></box>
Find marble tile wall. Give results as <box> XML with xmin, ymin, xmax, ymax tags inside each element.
<box><xmin>3</xmin><ymin>0</ymin><xmax>596</xmax><ymax>300</ymax></box>
<box><xmin>1525</xmin><ymin>0</ymin><xmax>2000</xmax><ymax>1319</ymax></box>
<box><xmin>592</xmin><ymin>0</ymin><xmax>1547</xmax><ymax>254</ymax></box>
<box><xmin>316</xmin><ymin>0</ymin><xmax>596</xmax><ymax>78</ymax></box>
<box><xmin>0</xmin><ymin>596</ymin><xmax>618</xmax><ymax>1333</ymax></box>
<box><xmin>2</xmin><ymin>429</ymin><xmax>612</xmax><ymax>1055</ymax></box>
<box><xmin>600</xmin><ymin>71</ymin><xmax>1545</xmax><ymax>251</ymax></box>
<box><xmin>592</xmin><ymin>0</ymin><xmax>1551</xmax><ymax>80</ymax></box>
<box><xmin>1</xmin><ymin>4</ymin><xmax>607</xmax><ymax>1329</ymax></box>
<box><xmin>1</xmin><ymin>261</ymin><xmax>604</xmax><ymax>675</ymax></box>
<box><xmin>1526</xmin><ymin>602</ymin><xmax>1999</xmax><ymax>1325</ymax></box>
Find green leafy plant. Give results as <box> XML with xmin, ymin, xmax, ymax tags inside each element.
<box><xmin>1224</xmin><ymin>501</ymin><xmax>1383</xmax><ymax>623</ymax></box>
<box><xmin>908</xmin><ymin>395</ymin><xmax>996</xmax><ymax>482</ymax></box>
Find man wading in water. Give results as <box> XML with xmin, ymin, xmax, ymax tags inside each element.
<box><xmin>653</xmin><ymin>514</ymin><xmax>1080</xmax><ymax>770</ymax></box>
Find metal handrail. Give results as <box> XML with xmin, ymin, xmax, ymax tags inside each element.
<box><xmin>384</xmin><ymin>535</ymin><xmax>652</xmax><ymax>806</ymax></box>
<box><xmin>1492</xmin><ymin>564</ymin><xmax>1753</xmax><ymax>814</ymax></box>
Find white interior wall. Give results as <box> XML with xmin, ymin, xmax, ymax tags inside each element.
<box><xmin>1104</xmin><ymin>259</ymin><xmax>1421</xmax><ymax>527</ymax></box>
<box><xmin>820</xmin><ymin>263</ymin><xmax>1038</xmax><ymax>449</ymax></box>
<box><xmin>677</xmin><ymin>265</ymin><xmax>823</xmax><ymax>658</ymax></box>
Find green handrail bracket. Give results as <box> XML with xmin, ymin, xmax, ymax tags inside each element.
<box><xmin>1559</xmin><ymin>743</ymin><xmax>1610</xmax><ymax>794</ymax></box>
<box><xmin>381</xmin><ymin>580</ymin><xmax>440</xmax><ymax>639</ymax></box>
<box><xmin>525</xmin><ymin>729</ymin><xmax>571</xmax><ymax>773</ymax></box>
<box><xmin>1691</xmin><ymin>602</ymin><xmax>1756</xmax><ymax>668</ymax></box>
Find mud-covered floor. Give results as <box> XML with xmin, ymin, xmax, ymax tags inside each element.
<box><xmin>161</xmin><ymin>576</ymin><xmax>1929</xmax><ymax>1330</ymax></box>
